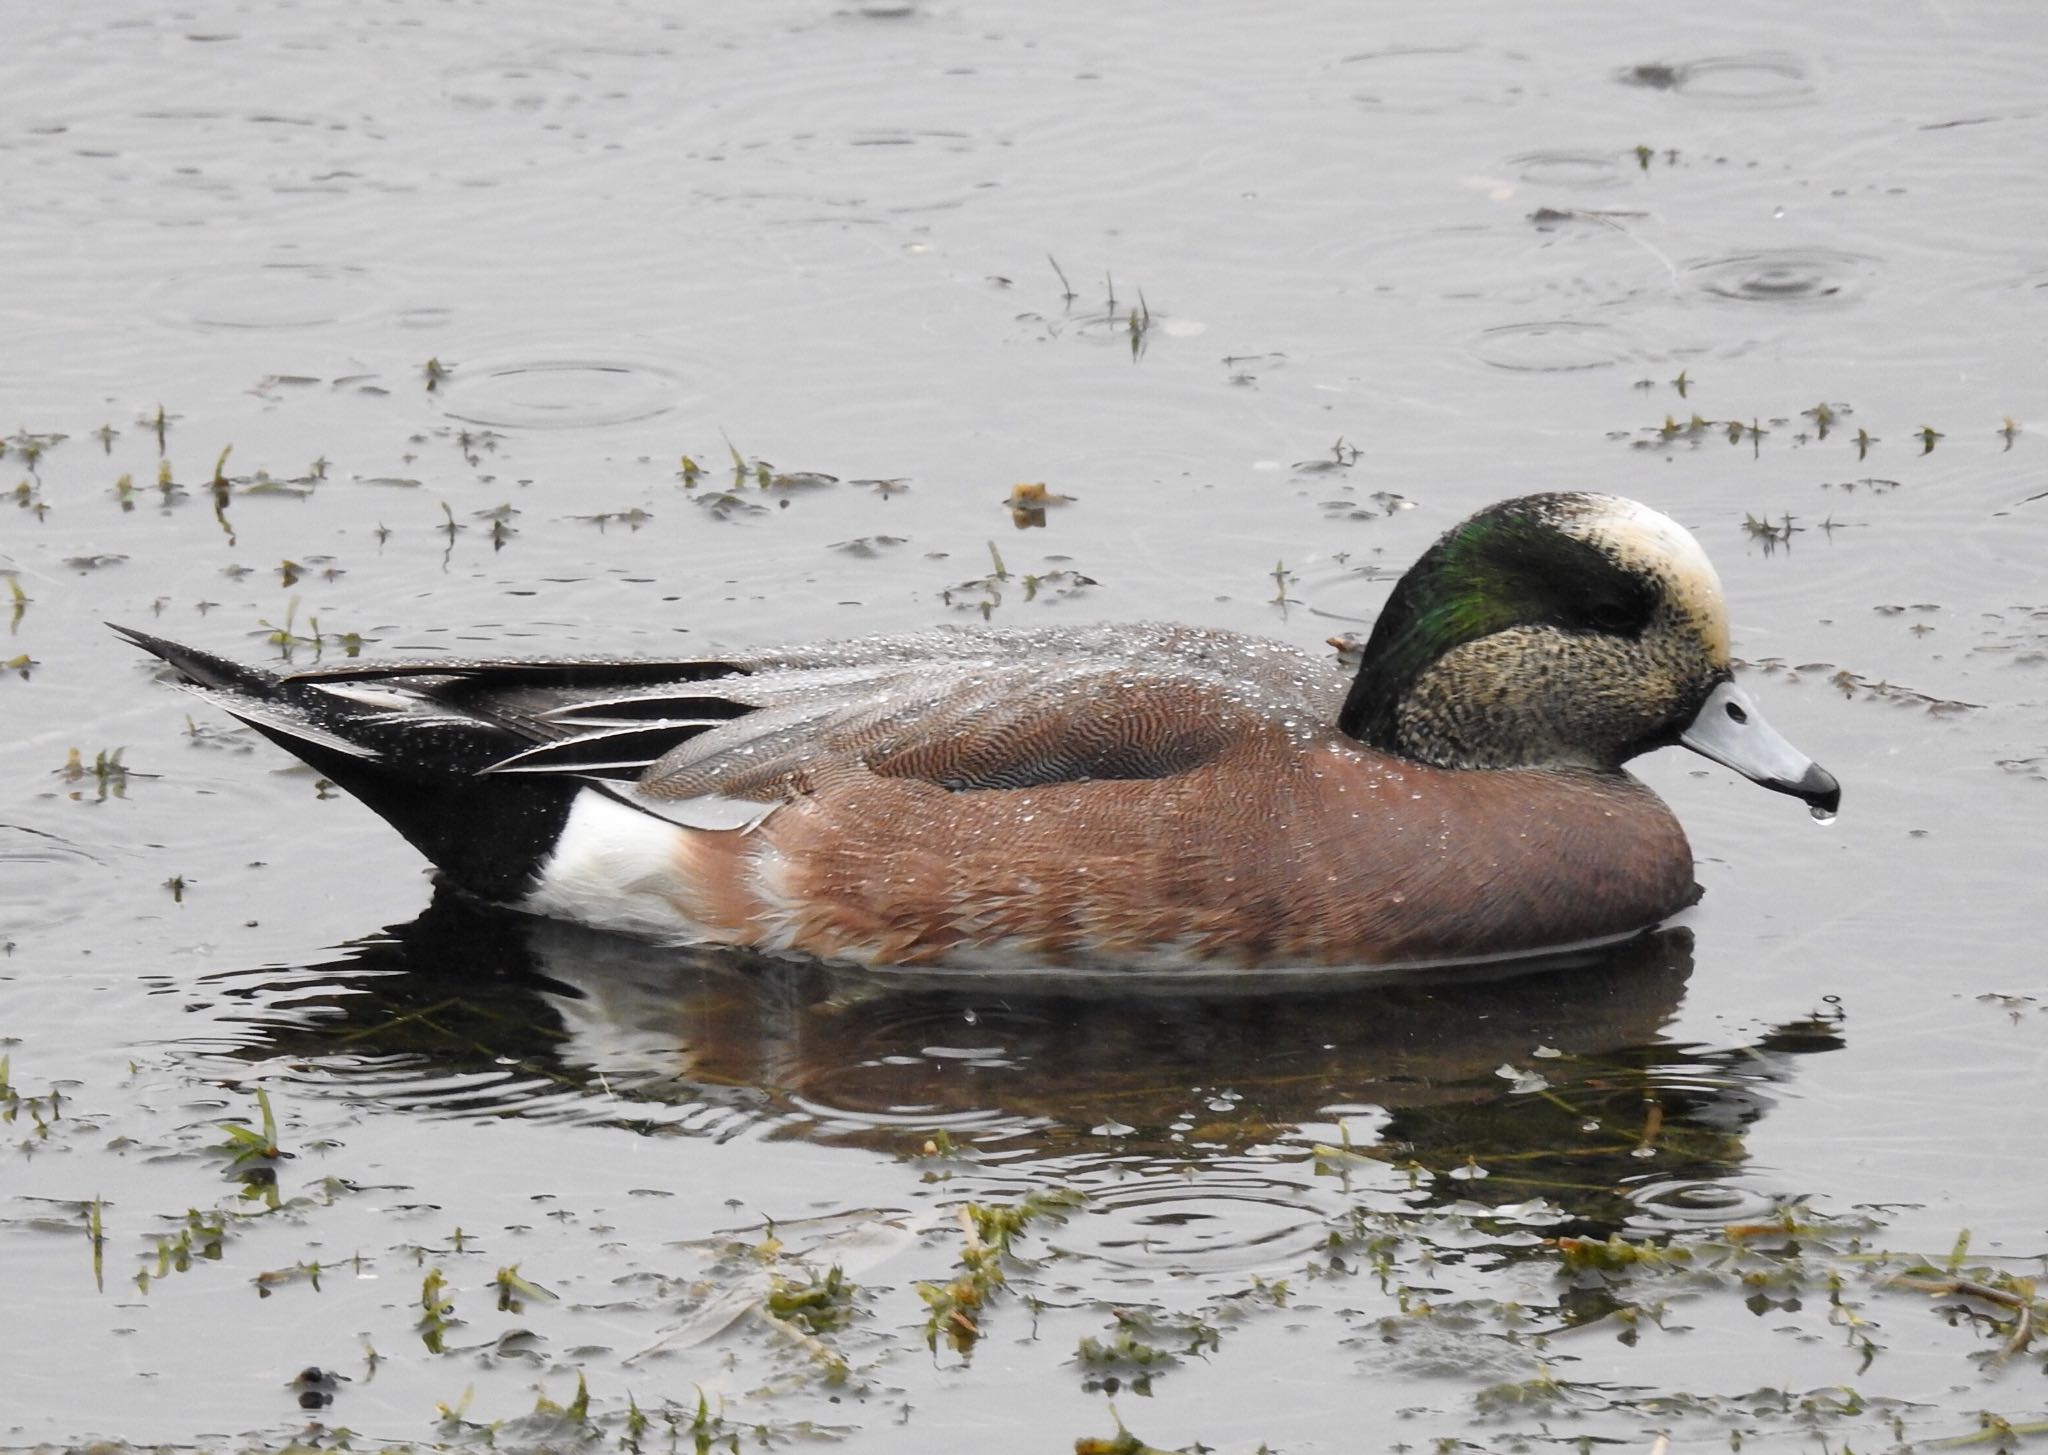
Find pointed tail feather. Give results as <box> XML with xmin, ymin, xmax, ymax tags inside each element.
<box><xmin>113</xmin><ymin>625</ymin><xmax>581</xmax><ymax>902</ymax></box>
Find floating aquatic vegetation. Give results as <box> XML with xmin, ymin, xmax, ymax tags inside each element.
<box><xmin>1743</xmin><ymin>511</ymin><xmax>1802</xmax><ymax>554</ymax></box>
<box><xmin>0</xmin><ymin>1055</ymin><xmax>60</xmax><ymax>1137</ymax></box>
<box><xmin>828</xmin><ymin>534</ymin><xmax>906</xmax><ymax>557</ymax></box>
<box><xmin>1318</xmin><ymin>486</ymin><xmax>1412</xmax><ymax>522</ymax></box>
<box><xmin>1741</xmin><ymin>654</ymin><xmax>1982</xmax><ymax>712</ymax></box>
<box><xmin>915</xmin><ymin>1189</ymin><xmax>1083</xmax><ymax>1356</ymax></box>
<box><xmin>256</xmin><ymin>597</ymin><xmax>366</xmax><ymax>661</ymax></box>
<box><xmin>573</xmin><ymin>507</ymin><xmax>654</xmax><ymax>531</ymax></box>
<box><xmin>1613</xmin><ymin>390</ymin><xmax>2015</xmax><ymax>469</ymax></box>
<box><xmin>475</xmin><ymin>501</ymin><xmax>520</xmax><ymax>549</ymax></box>
<box><xmin>763</xmin><ymin>470</ymin><xmax>838</xmax><ymax>492</ymax></box>
<box><xmin>419</xmin><ymin>1266</ymin><xmax>459</xmax><ymax>1353</ymax></box>
<box><xmin>491</xmin><ymin>1263</ymin><xmax>558</xmax><ymax>1314</ymax></box>
<box><xmin>1074</xmin><ymin>1408</ymin><xmax>1204</xmax><ymax>1455</ymax></box>
<box><xmin>215</xmin><ymin>1084</ymin><xmax>282</xmax><ymax>1167</ymax></box>
<box><xmin>1221</xmin><ymin>350</ymin><xmax>1286</xmax><ymax>387</ymax></box>
<box><xmin>57</xmin><ymin>746</ymin><xmax>132</xmax><ymax>800</ymax></box>
<box><xmin>763</xmin><ymin>1263</ymin><xmax>858</xmax><ymax>1337</ymax></box>
<box><xmin>1291</xmin><ymin>437</ymin><xmax>1361</xmax><ymax>473</ymax></box>
<box><xmin>1016</xmin><ymin>260</ymin><xmax>1160</xmax><ymax>358</ymax></box>
<box><xmin>1006</xmin><ymin>480</ymin><xmax>1072</xmax><ymax>529</ymax></box>
<box><xmin>1075</xmin><ymin>1306</ymin><xmax>1222</xmax><ymax>1395</ymax></box>
<box><xmin>941</xmin><ymin>542</ymin><xmax>1097</xmax><ymax>616</ymax></box>
<box><xmin>692</xmin><ymin>489</ymin><xmax>769</xmax><ymax>521</ymax></box>
<box><xmin>3</xmin><ymin>428</ymin><xmax>66</xmax><ymax>473</ymax></box>
<box><xmin>143</xmin><ymin>404</ymin><xmax>174</xmax><ymax>451</ymax></box>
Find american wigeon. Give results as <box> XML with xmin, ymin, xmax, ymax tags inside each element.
<box><xmin>116</xmin><ymin>491</ymin><xmax>1837</xmax><ymax>971</ymax></box>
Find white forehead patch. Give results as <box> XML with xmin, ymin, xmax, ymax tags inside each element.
<box><xmin>1578</xmin><ymin>496</ymin><xmax>1730</xmax><ymax>662</ymax></box>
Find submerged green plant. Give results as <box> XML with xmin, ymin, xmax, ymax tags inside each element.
<box><xmin>140</xmin><ymin>1208</ymin><xmax>229</xmax><ymax>1289</ymax></box>
<box><xmin>530</xmin><ymin>1370</ymin><xmax>592</xmax><ymax>1423</ymax></box>
<box><xmin>765</xmin><ymin>1263</ymin><xmax>857</xmax><ymax>1336</ymax></box>
<box><xmin>217</xmin><ymin>1086</ymin><xmax>281</xmax><ymax>1166</ymax></box>
<box><xmin>491</xmin><ymin>1263</ymin><xmax>558</xmax><ymax>1314</ymax></box>
<box><xmin>1075</xmin><ymin>1307</ymin><xmax>1221</xmax><ymax>1394</ymax></box>
<box><xmin>254</xmin><ymin>1260</ymin><xmax>325</xmax><ymax>1297</ymax></box>
<box><xmin>1048</xmin><ymin>253</ymin><xmax>1077</xmax><ymax>305</ymax></box>
<box><xmin>58</xmin><ymin>747</ymin><xmax>129</xmax><ymax>799</ymax></box>
<box><xmin>258</xmin><ymin>598</ymin><xmax>363</xmax><ymax>661</ymax></box>
<box><xmin>86</xmin><ymin>1196</ymin><xmax>105</xmax><ymax>1292</ymax></box>
<box><xmin>916</xmin><ymin>1190</ymin><xmax>1083</xmax><ymax>1356</ymax></box>
<box><xmin>4</xmin><ymin>1060</ymin><xmax>82</xmax><ymax>1143</ymax></box>
<box><xmin>1074</xmin><ymin>1407</ymin><xmax>1196</xmax><ymax>1455</ymax></box>
<box><xmin>684</xmin><ymin>1387</ymin><xmax>741</xmax><ymax>1455</ymax></box>
<box><xmin>419</xmin><ymin>1267</ymin><xmax>458</xmax><ymax>1353</ymax></box>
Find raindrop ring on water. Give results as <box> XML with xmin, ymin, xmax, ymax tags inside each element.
<box><xmin>1614</xmin><ymin>52</ymin><xmax>1815</xmax><ymax>108</ymax></box>
<box><xmin>1686</xmin><ymin>248</ymin><xmax>1880</xmax><ymax>306</ymax></box>
<box><xmin>434</xmin><ymin>355</ymin><xmax>684</xmax><ymax>430</ymax></box>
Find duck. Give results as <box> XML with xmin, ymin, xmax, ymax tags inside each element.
<box><xmin>115</xmin><ymin>491</ymin><xmax>1838</xmax><ymax>972</ymax></box>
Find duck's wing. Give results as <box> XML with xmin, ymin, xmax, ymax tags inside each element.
<box><xmin>497</xmin><ymin>629</ymin><xmax>1345</xmax><ymax>826</ymax></box>
<box><xmin>172</xmin><ymin>623</ymin><xmax>1343</xmax><ymax>826</ymax></box>
<box><xmin>630</xmin><ymin>658</ymin><xmax>1261</xmax><ymax>801</ymax></box>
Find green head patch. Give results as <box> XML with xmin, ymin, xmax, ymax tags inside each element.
<box><xmin>1338</xmin><ymin>495</ymin><xmax>1661</xmax><ymax>750</ymax></box>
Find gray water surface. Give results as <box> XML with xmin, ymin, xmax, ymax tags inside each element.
<box><xmin>3</xmin><ymin>2</ymin><xmax>2046</xmax><ymax>1450</ymax></box>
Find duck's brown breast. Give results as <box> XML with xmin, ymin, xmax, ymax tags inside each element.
<box><xmin>689</xmin><ymin>728</ymin><xmax>1695</xmax><ymax>968</ymax></box>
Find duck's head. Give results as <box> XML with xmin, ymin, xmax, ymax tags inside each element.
<box><xmin>1339</xmin><ymin>491</ymin><xmax>1839</xmax><ymax>812</ymax></box>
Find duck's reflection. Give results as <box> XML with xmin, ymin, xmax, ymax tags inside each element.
<box><xmin>203</xmin><ymin>894</ymin><xmax>1844</xmax><ymax>1230</ymax></box>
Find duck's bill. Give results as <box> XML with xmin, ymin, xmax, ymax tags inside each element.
<box><xmin>1678</xmin><ymin>679</ymin><xmax>1841</xmax><ymax>814</ymax></box>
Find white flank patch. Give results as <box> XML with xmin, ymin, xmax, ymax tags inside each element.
<box><xmin>312</xmin><ymin>681</ymin><xmax>424</xmax><ymax>711</ymax></box>
<box><xmin>525</xmin><ymin>788</ymin><xmax>706</xmax><ymax>941</ymax></box>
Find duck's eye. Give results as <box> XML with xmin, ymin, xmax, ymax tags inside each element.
<box><xmin>1582</xmin><ymin>598</ymin><xmax>1644</xmax><ymax>633</ymax></box>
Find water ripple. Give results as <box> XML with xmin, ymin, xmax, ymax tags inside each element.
<box><xmin>1510</xmin><ymin>150</ymin><xmax>1628</xmax><ymax>190</ymax></box>
<box><xmin>1051</xmin><ymin>1170</ymin><xmax>1339</xmax><ymax>1273</ymax></box>
<box><xmin>0</xmin><ymin>825</ymin><xmax>103</xmax><ymax>936</ymax></box>
<box><xmin>1470</xmin><ymin>319</ymin><xmax>1643</xmax><ymax>372</ymax></box>
<box><xmin>1622</xmin><ymin>1176</ymin><xmax>1783</xmax><ymax>1230</ymax></box>
<box><xmin>434</xmin><ymin>353</ymin><xmax>684</xmax><ymax>429</ymax></box>
<box><xmin>153</xmin><ymin>260</ymin><xmax>380</xmax><ymax>331</ymax></box>
<box><xmin>1687</xmin><ymin>247</ymin><xmax>1879</xmax><ymax>306</ymax></box>
<box><xmin>1616</xmin><ymin>52</ymin><xmax>1816</xmax><ymax>108</ymax></box>
<box><xmin>1341</xmin><ymin>44</ymin><xmax>1532</xmax><ymax>114</ymax></box>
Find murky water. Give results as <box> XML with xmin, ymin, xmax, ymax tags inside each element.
<box><xmin>4</xmin><ymin>1</ymin><xmax>2046</xmax><ymax>1450</ymax></box>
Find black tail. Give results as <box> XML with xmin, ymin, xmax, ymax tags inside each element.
<box><xmin>113</xmin><ymin>625</ymin><xmax>582</xmax><ymax>903</ymax></box>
